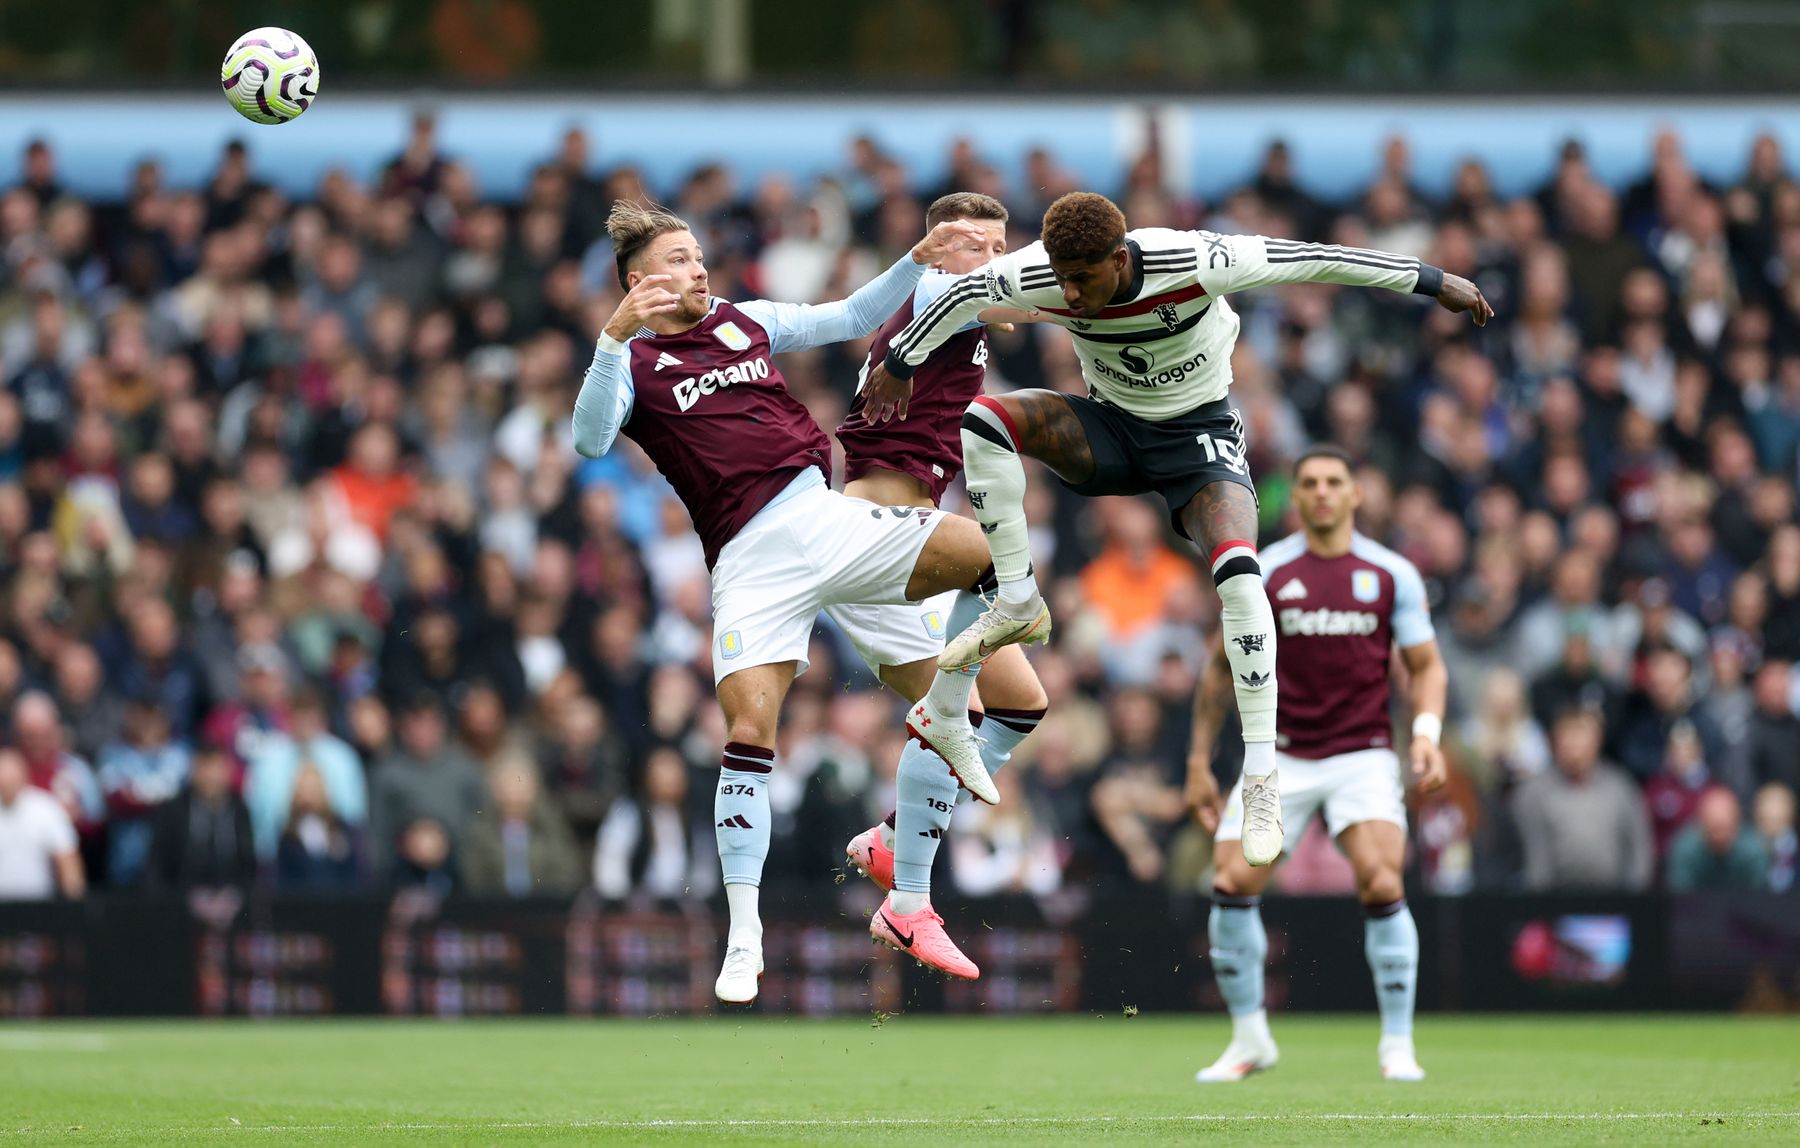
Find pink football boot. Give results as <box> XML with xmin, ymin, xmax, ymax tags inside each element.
<box><xmin>869</xmin><ymin>895</ymin><xmax>979</xmax><ymax>980</ymax></box>
<box><xmin>845</xmin><ymin>824</ymin><xmax>895</xmax><ymax>891</ymax></box>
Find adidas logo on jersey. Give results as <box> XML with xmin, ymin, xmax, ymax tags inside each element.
<box><xmin>1276</xmin><ymin>579</ymin><xmax>1309</xmax><ymax>601</ymax></box>
<box><xmin>654</xmin><ymin>352</ymin><xmax>684</xmax><ymax>371</ymax></box>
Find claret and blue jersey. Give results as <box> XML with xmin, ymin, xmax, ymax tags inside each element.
<box><xmin>1258</xmin><ymin>531</ymin><xmax>1435</xmax><ymax>760</ymax></box>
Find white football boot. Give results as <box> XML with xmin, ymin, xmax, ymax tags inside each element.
<box><xmin>1379</xmin><ymin>1034</ymin><xmax>1426</xmax><ymax>1081</ymax></box>
<box><xmin>1239</xmin><ymin>769</ymin><xmax>1284</xmax><ymax>867</ymax></box>
<box><xmin>714</xmin><ymin>944</ymin><xmax>764</xmax><ymax>1005</ymax></box>
<box><xmin>1195</xmin><ymin>1011</ymin><xmax>1280</xmax><ymax>1083</ymax></box>
<box><xmin>937</xmin><ymin>598</ymin><xmax>1052</xmax><ymax>672</ymax></box>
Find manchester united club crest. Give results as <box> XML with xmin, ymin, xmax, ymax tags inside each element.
<box><xmin>1154</xmin><ymin>302</ymin><xmax>1182</xmax><ymax>329</ymax></box>
<box><xmin>1352</xmin><ymin>569</ymin><xmax>1381</xmax><ymax>603</ymax></box>
<box><xmin>715</xmin><ymin>321</ymin><xmax>752</xmax><ymax>351</ymax></box>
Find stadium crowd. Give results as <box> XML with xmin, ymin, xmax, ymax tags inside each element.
<box><xmin>0</xmin><ymin>114</ymin><xmax>1796</xmax><ymax>905</ymax></box>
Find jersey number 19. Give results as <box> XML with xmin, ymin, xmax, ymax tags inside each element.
<box><xmin>1196</xmin><ymin>431</ymin><xmax>1248</xmax><ymax>475</ymax></box>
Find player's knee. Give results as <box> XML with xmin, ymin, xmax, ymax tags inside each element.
<box><xmin>981</xmin><ymin>660</ymin><xmax>1048</xmax><ymax>713</ymax></box>
<box><xmin>724</xmin><ymin>717</ymin><xmax>777</xmax><ymax>751</ymax></box>
<box><xmin>1357</xmin><ymin>866</ymin><xmax>1406</xmax><ymax>907</ymax></box>
<box><xmin>1211</xmin><ymin>844</ymin><xmax>1265</xmax><ymax>896</ymax></box>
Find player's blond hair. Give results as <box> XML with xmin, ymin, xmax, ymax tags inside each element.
<box><xmin>606</xmin><ymin>200</ymin><xmax>691</xmax><ymax>289</ymax></box>
<box><xmin>926</xmin><ymin>192</ymin><xmax>1008</xmax><ymax>229</ymax></box>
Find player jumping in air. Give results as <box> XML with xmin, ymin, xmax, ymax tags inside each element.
<box><xmin>572</xmin><ymin>203</ymin><xmax>1032</xmax><ymax>1003</ymax></box>
<box><xmin>861</xmin><ymin>192</ymin><xmax>1491</xmax><ymax>868</ymax></box>
<box><xmin>1185</xmin><ymin>446</ymin><xmax>1449</xmax><ymax>1083</ymax></box>
<box><xmin>825</xmin><ymin>193</ymin><xmax>1048</xmax><ymax>977</ymax></box>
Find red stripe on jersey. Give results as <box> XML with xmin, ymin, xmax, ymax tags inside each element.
<box><xmin>972</xmin><ymin>394</ymin><xmax>1023</xmax><ymax>449</ymax></box>
<box><xmin>1209</xmin><ymin>539</ymin><xmax>1258</xmax><ymax>566</ymax></box>
<box><xmin>1038</xmin><ymin>281</ymin><xmax>1210</xmax><ymax>319</ymax></box>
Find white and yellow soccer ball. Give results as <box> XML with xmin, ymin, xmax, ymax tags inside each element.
<box><xmin>220</xmin><ymin>27</ymin><xmax>319</xmax><ymax>125</ymax></box>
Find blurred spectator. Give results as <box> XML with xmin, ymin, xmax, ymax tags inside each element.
<box><xmin>1460</xmin><ymin>667</ymin><xmax>1550</xmax><ymax>788</ymax></box>
<box><xmin>1613</xmin><ymin>648</ymin><xmax>1723</xmax><ymax>784</ymax></box>
<box><xmin>1078</xmin><ymin>500</ymin><xmax>1203</xmax><ymax>683</ymax></box>
<box><xmin>1090</xmin><ymin>689</ymin><xmax>1186</xmax><ymax>884</ymax></box>
<box><xmin>1752</xmin><ymin>783</ymin><xmax>1796</xmax><ymax>893</ymax></box>
<box><xmin>593</xmin><ymin>746</ymin><xmax>711</xmax><ymax>901</ymax></box>
<box><xmin>1643</xmin><ymin>721</ymin><xmax>1716</xmax><ymax>858</ymax></box>
<box><xmin>391</xmin><ymin>817</ymin><xmax>458</xmax><ymax>895</ymax></box>
<box><xmin>1742</xmin><ymin>660</ymin><xmax>1800</xmax><ymax>794</ymax></box>
<box><xmin>539</xmin><ymin>693</ymin><xmax>626</xmax><ymax>837</ymax></box>
<box><xmin>147</xmin><ymin>743</ymin><xmax>256</xmax><ymax>889</ymax></box>
<box><xmin>950</xmin><ymin>767</ymin><xmax>1063</xmax><ymax>896</ymax></box>
<box><xmin>1513</xmin><ymin>708</ymin><xmax>1653</xmax><ymax>892</ymax></box>
<box><xmin>96</xmin><ymin>697</ymin><xmax>191</xmax><ymax>886</ymax></box>
<box><xmin>202</xmin><ymin>642</ymin><xmax>293</xmax><ymax>779</ymax></box>
<box><xmin>1665</xmin><ymin>787</ymin><xmax>1770</xmax><ymax>892</ymax></box>
<box><xmin>369</xmin><ymin>694</ymin><xmax>485</xmax><ymax>877</ymax></box>
<box><xmin>114</xmin><ymin>598</ymin><xmax>206</xmax><ymax>738</ymax></box>
<box><xmin>274</xmin><ymin>765</ymin><xmax>362</xmax><ymax>891</ymax></box>
<box><xmin>12</xmin><ymin>691</ymin><xmax>102</xmax><ymax>848</ymax></box>
<box><xmin>0</xmin><ymin>747</ymin><xmax>85</xmax><ymax>900</ymax></box>
<box><xmin>462</xmin><ymin>751</ymin><xmax>582</xmax><ymax>897</ymax></box>
<box><xmin>244</xmin><ymin>689</ymin><xmax>367</xmax><ymax>860</ymax></box>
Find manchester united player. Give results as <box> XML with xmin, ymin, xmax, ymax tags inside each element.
<box><xmin>826</xmin><ymin>193</ymin><xmax>1048</xmax><ymax>945</ymax></box>
<box><xmin>1185</xmin><ymin>445</ymin><xmax>1448</xmax><ymax>1082</ymax></box>
<box><xmin>862</xmin><ymin>192</ymin><xmax>1492</xmax><ymax>870</ymax></box>
<box><xmin>573</xmin><ymin>203</ymin><xmax>1024</xmax><ymax>1002</ymax></box>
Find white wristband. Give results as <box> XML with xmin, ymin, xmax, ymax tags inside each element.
<box><xmin>596</xmin><ymin>332</ymin><xmax>629</xmax><ymax>356</ymax></box>
<box><xmin>1412</xmin><ymin>713</ymin><xmax>1442</xmax><ymax>745</ymax></box>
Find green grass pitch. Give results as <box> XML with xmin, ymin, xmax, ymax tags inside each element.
<box><xmin>3</xmin><ymin>1015</ymin><xmax>1796</xmax><ymax>1145</ymax></box>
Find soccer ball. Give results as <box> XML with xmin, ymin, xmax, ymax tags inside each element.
<box><xmin>220</xmin><ymin>27</ymin><xmax>319</xmax><ymax>125</ymax></box>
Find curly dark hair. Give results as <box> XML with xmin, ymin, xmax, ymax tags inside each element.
<box><xmin>1041</xmin><ymin>192</ymin><xmax>1126</xmax><ymax>264</ymax></box>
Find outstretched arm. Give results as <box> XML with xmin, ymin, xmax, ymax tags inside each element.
<box><xmin>1196</xmin><ymin>232</ymin><xmax>1493</xmax><ymax>325</ymax></box>
<box><xmin>739</xmin><ymin>220</ymin><xmax>989</xmax><ymax>353</ymax></box>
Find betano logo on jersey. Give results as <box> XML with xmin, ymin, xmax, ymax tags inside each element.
<box><xmin>1279</xmin><ymin>607</ymin><xmax>1380</xmax><ymax>637</ymax></box>
<box><xmin>673</xmin><ymin>356</ymin><xmax>771</xmax><ymax>411</ymax></box>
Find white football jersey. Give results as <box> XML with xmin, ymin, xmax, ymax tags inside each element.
<box><xmin>885</xmin><ymin>228</ymin><xmax>1438</xmax><ymax>421</ymax></box>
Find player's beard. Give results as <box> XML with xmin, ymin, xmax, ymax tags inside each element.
<box><xmin>676</xmin><ymin>291</ymin><xmax>710</xmax><ymax>324</ymax></box>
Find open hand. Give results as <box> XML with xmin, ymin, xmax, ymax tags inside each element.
<box><xmin>862</xmin><ymin>362</ymin><xmax>914</xmax><ymax>424</ymax></box>
<box><xmin>912</xmin><ymin>220</ymin><xmax>990</xmax><ymax>266</ymax></box>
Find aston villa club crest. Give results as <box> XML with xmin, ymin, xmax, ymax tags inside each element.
<box><xmin>715</xmin><ymin>321</ymin><xmax>752</xmax><ymax>351</ymax></box>
<box><xmin>1154</xmin><ymin>302</ymin><xmax>1182</xmax><ymax>329</ymax></box>
<box><xmin>1352</xmin><ymin>570</ymin><xmax>1381</xmax><ymax>603</ymax></box>
<box><xmin>922</xmin><ymin>611</ymin><xmax>946</xmax><ymax>641</ymax></box>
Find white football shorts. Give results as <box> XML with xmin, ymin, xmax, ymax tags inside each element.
<box><xmin>709</xmin><ymin>485</ymin><xmax>948</xmax><ymax>685</ymax></box>
<box><xmin>1214</xmin><ymin>747</ymin><xmax>1407</xmax><ymax>847</ymax></box>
